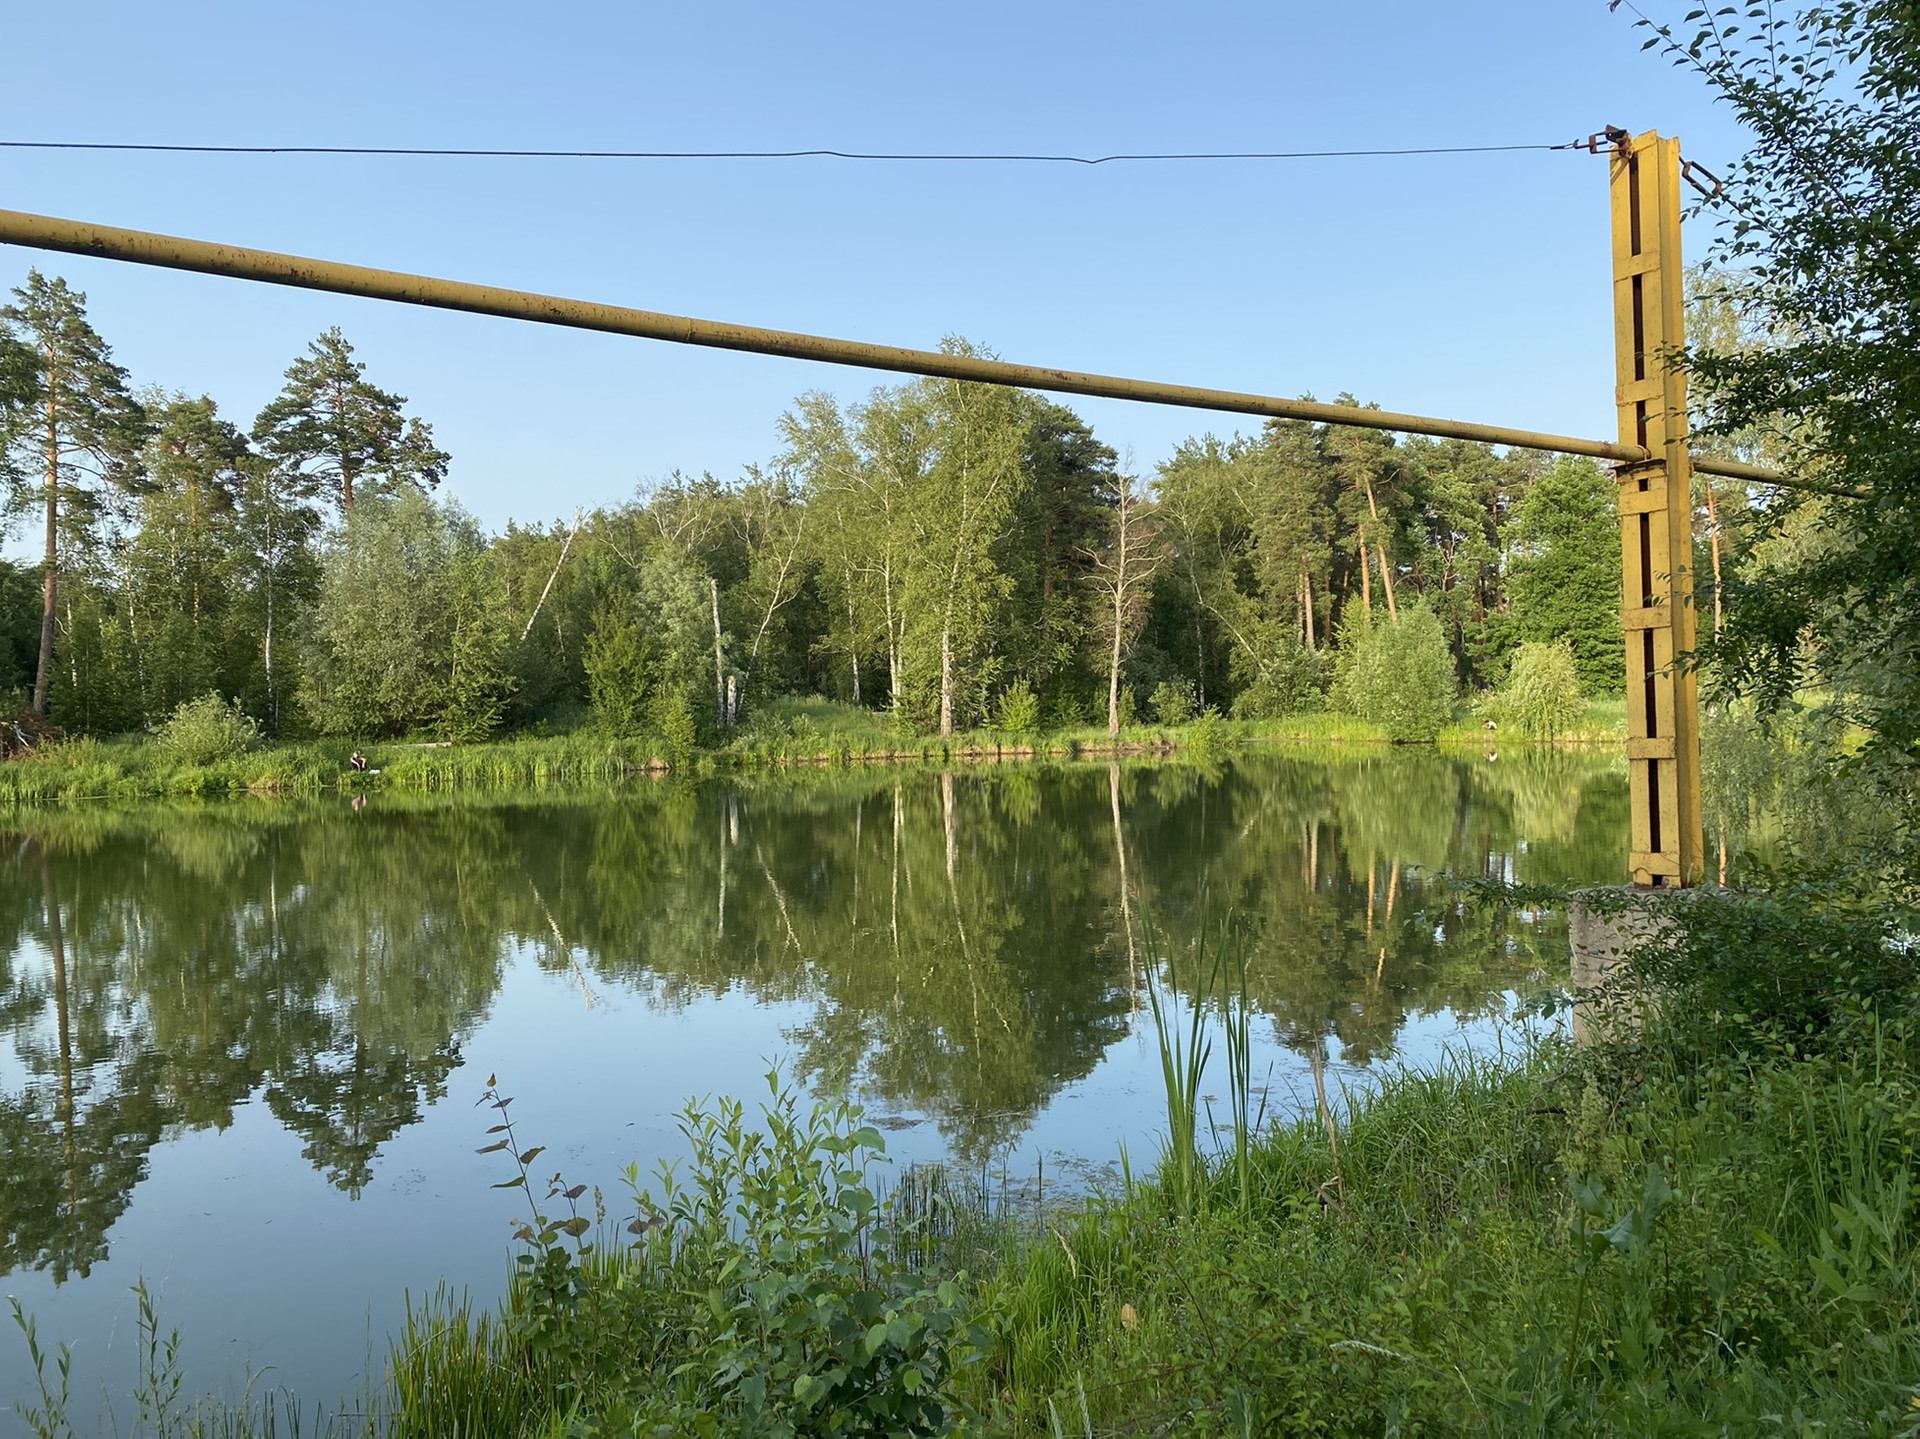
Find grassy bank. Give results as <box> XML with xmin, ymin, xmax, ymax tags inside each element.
<box><xmin>377</xmin><ymin>888</ymin><xmax>1920</xmax><ymax>1434</ymax></box>
<box><xmin>28</xmin><ymin>884</ymin><xmax>1912</xmax><ymax>1435</ymax></box>
<box><xmin>0</xmin><ymin>697</ymin><xmax>1628</xmax><ymax>805</ymax></box>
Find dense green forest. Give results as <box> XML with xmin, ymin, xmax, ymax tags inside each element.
<box><xmin>0</xmin><ymin>278</ymin><xmax>1665</xmax><ymax>750</ymax></box>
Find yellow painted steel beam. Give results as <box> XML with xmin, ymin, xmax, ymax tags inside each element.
<box><xmin>0</xmin><ymin>205</ymin><xmax>1810</xmax><ymax>489</ymax></box>
<box><xmin>1611</xmin><ymin>131</ymin><xmax>1705</xmax><ymax>888</ymax></box>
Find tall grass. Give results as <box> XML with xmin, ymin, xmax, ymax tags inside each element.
<box><xmin>1139</xmin><ymin>906</ymin><xmax>1262</xmax><ymax>1220</ymax></box>
<box><xmin>10</xmin><ymin>1283</ymin><xmax>350</xmax><ymax>1439</ymax></box>
<box><xmin>0</xmin><ymin>692</ymin><xmax>1628</xmax><ymax>808</ymax></box>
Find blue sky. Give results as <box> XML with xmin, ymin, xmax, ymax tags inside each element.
<box><xmin>0</xmin><ymin>2</ymin><xmax>1742</xmax><ymax>533</ymax></box>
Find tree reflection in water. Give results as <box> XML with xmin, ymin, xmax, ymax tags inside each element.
<box><xmin>0</xmin><ymin>748</ymin><xmax>1626</xmax><ymax>1284</ymax></box>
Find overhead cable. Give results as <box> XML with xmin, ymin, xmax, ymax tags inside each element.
<box><xmin>0</xmin><ymin>139</ymin><xmax>1581</xmax><ymax>164</ymax></box>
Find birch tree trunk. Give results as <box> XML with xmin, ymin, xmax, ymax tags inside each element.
<box><xmin>34</xmin><ymin>371</ymin><xmax>59</xmax><ymax>715</ymax></box>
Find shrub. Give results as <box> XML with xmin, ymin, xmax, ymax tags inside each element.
<box><xmin>626</xmin><ymin>1076</ymin><xmax>979</xmax><ymax>1433</ymax></box>
<box><xmin>1330</xmin><ymin>605</ymin><xmax>1457</xmax><ymax>741</ymax></box>
<box><xmin>655</xmin><ymin>692</ymin><xmax>699</xmax><ymax>767</ymax></box>
<box><xmin>1149</xmin><ymin>680</ymin><xmax>1197</xmax><ymax>727</ymax></box>
<box><xmin>1228</xmin><ymin>633</ymin><xmax>1330</xmax><ymax>720</ymax></box>
<box><xmin>1494</xmin><ymin>640</ymin><xmax>1584</xmax><ymax>739</ymax></box>
<box><xmin>450</xmin><ymin>1072</ymin><xmax>980</xmax><ymax>1435</ymax></box>
<box><xmin>1184</xmin><ymin>708</ymin><xmax>1226</xmax><ymax>757</ymax></box>
<box><xmin>994</xmin><ymin>679</ymin><xmax>1040</xmax><ymax>735</ymax></box>
<box><xmin>152</xmin><ymin>693</ymin><xmax>260</xmax><ymax>765</ymax></box>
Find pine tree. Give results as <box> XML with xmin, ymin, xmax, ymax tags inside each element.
<box><xmin>123</xmin><ymin>394</ymin><xmax>253</xmax><ymax>714</ymax></box>
<box><xmin>252</xmin><ymin>327</ymin><xmax>447</xmax><ymax>517</ymax></box>
<box><xmin>0</xmin><ymin>272</ymin><xmax>148</xmax><ymax>716</ymax></box>
<box><xmin>1003</xmin><ymin>402</ymin><xmax>1118</xmax><ymax>716</ymax></box>
<box><xmin>1506</xmin><ymin>458</ymin><xmax>1624</xmax><ymax>693</ymax></box>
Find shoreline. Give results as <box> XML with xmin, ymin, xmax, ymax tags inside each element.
<box><xmin>0</xmin><ymin>700</ymin><xmax>1629</xmax><ymax>806</ymax></box>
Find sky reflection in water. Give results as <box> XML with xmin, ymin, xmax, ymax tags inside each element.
<box><xmin>0</xmin><ymin>748</ymin><xmax>1626</xmax><ymax>1417</ymax></box>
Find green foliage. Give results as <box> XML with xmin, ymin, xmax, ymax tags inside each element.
<box><xmin>441</xmin><ymin>542</ymin><xmax>518</xmax><ymax>743</ymax></box>
<box><xmin>1506</xmin><ymin>457</ymin><xmax>1624</xmax><ymax>694</ymax></box>
<box><xmin>1140</xmin><ymin>908</ymin><xmax>1256</xmax><ymax>1220</ymax></box>
<box><xmin>1226</xmin><ymin>627</ymin><xmax>1329</xmax><ymax>720</ymax></box>
<box><xmin>252</xmin><ymin>327</ymin><xmax>446</xmax><ymax>518</ymax></box>
<box><xmin>656</xmin><ymin>691</ymin><xmax>698</xmax><ymax>768</ymax></box>
<box><xmin>625</xmin><ymin>1074</ymin><xmax>979</xmax><ymax>1433</ymax></box>
<box><xmin>583</xmin><ymin>548</ymin><xmax>711</xmax><ymax>742</ymax></box>
<box><xmin>0</xmin><ymin>559</ymin><xmax>41</xmax><ymax>704</ymax></box>
<box><xmin>0</xmin><ymin>283</ymin><xmax>1627</xmax><ymax>750</ymax></box>
<box><xmin>970</xmin><ymin>887</ymin><xmax>1920</xmax><ymax>1432</ymax></box>
<box><xmin>1182</xmin><ymin>707</ymin><xmax>1227</xmax><ymax>757</ymax></box>
<box><xmin>1148</xmin><ymin>679</ymin><xmax>1196</xmax><ymax>726</ymax></box>
<box><xmin>1627</xmin><ymin>4</ymin><xmax>1920</xmax><ymax>891</ymax></box>
<box><xmin>403</xmin><ymin>1072</ymin><xmax>981</xmax><ymax>1435</ymax></box>
<box><xmin>994</xmin><ymin>678</ymin><xmax>1040</xmax><ymax>735</ymax></box>
<box><xmin>1496</xmin><ymin>639</ymin><xmax>1584</xmax><ymax>739</ymax></box>
<box><xmin>1329</xmin><ymin>604</ymin><xmax>1457</xmax><ymax>742</ymax></box>
<box><xmin>0</xmin><ymin>270</ymin><xmax>148</xmax><ymax>717</ymax></box>
<box><xmin>151</xmin><ymin>693</ymin><xmax>260</xmax><ymax>766</ymax></box>
<box><xmin>301</xmin><ymin>491</ymin><xmax>517</xmax><ymax>740</ymax></box>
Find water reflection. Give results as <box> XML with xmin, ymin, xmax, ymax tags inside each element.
<box><xmin>0</xmin><ymin>748</ymin><xmax>1626</xmax><ymax>1288</ymax></box>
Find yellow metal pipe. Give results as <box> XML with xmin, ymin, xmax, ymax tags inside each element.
<box><xmin>0</xmin><ymin>206</ymin><xmax>1821</xmax><ymax>492</ymax></box>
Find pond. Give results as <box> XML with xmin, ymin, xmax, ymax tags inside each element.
<box><xmin>0</xmin><ymin>747</ymin><xmax>1626</xmax><ymax>1422</ymax></box>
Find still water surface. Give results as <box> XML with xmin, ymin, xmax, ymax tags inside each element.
<box><xmin>0</xmin><ymin>749</ymin><xmax>1625</xmax><ymax>1421</ymax></box>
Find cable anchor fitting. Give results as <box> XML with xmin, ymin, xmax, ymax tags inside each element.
<box><xmin>1680</xmin><ymin>158</ymin><xmax>1724</xmax><ymax>200</ymax></box>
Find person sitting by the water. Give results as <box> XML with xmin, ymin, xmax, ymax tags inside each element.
<box><xmin>349</xmin><ymin>750</ymin><xmax>369</xmax><ymax>772</ymax></box>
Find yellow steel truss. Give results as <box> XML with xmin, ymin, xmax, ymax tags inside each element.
<box><xmin>1610</xmin><ymin>131</ymin><xmax>1704</xmax><ymax>886</ymax></box>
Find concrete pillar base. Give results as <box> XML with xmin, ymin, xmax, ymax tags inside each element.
<box><xmin>1568</xmin><ymin>887</ymin><xmax>1683</xmax><ymax>1042</ymax></box>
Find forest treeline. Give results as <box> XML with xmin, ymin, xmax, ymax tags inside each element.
<box><xmin>0</xmin><ymin>272</ymin><xmax>1642</xmax><ymax>747</ymax></box>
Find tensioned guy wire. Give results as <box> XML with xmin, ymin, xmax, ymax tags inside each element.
<box><xmin>0</xmin><ymin>140</ymin><xmax>1582</xmax><ymax>163</ymax></box>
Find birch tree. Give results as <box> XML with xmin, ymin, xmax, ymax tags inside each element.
<box><xmin>912</xmin><ymin>360</ymin><xmax>1028</xmax><ymax>737</ymax></box>
<box><xmin>1087</xmin><ymin>468</ymin><xmax>1163</xmax><ymax>736</ymax></box>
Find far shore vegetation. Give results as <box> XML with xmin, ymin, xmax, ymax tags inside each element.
<box><xmin>2</xmin><ymin>205</ymin><xmax>1647</xmax><ymax>794</ymax></box>
<box><xmin>0</xmin><ymin>694</ymin><xmax>1631</xmax><ymax>804</ymax></box>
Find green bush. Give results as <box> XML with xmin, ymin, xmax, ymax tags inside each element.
<box><xmin>623</xmin><ymin>1076</ymin><xmax>978</xmax><ymax>1433</ymax></box>
<box><xmin>151</xmin><ymin>693</ymin><xmax>260</xmax><ymax>765</ymax></box>
<box><xmin>994</xmin><ymin>679</ymin><xmax>1040</xmax><ymax>735</ymax></box>
<box><xmin>655</xmin><ymin>692</ymin><xmax>699</xmax><ymax>767</ymax></box>
<box><xmin>1149</xmin><ymin>680</ymin><xmax>1197</xmax><ymax>726</ymax></box>
<box><xmin>1497</xmin><ymin>640</ymin><xmax>1585</xmax><ymax>739</ymax></box>
<box><xmin>1330</xmin><ymin>604</ymin><xmax>1457</xmax><ymax>741</ymax></box>
<box><xmin>417</xmin><ymin>1072</ymin><xmax>981</xmax><ymax>1435</ymax></box>
<box><xmin>1183</xmin><ymin>708</ymin><xmax>1226</xmax><ymax>757</ymax></box>
<box><xmin>1227</xmin><ymin>631</ymin><xmax>1330</xmax><ymax>720</ymax></box>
